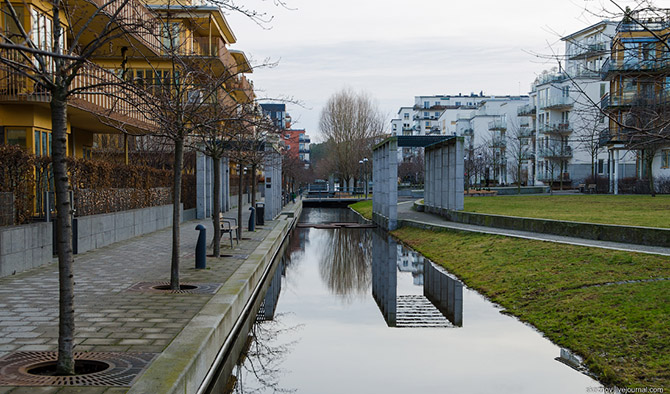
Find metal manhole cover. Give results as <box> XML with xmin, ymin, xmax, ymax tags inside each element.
<box><xmin>0</xmin><ymin>351</ymin><xmax>157</xmax><ymax>386</ymax></box>
<box><xmin>126</xmin><ymin>282</ymin><xmax>222</xmax><ymax>294</ymax></box>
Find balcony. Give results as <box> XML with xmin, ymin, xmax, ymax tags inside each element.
<box><xmin>602</xmin><ymin>91</ymin><xmax>670</xmax><ymax>108</ymax></box>
<box><xmin>298</xmin><ymin>136</ymin><xmax>311</xmax><ymax>143</ymax></box>
<box><xmin>299</xmin><ymin>148</ymin><xmax>310</xmax><ymax>154</ymax></box>
<box><xmin>539</xmin><ymin>145</ymin><xmax>572</xmax><ymax>159</ymax></box>
<box><xmin>539</xmin><ymin>96</ymin><xmax>573</xmax><ymax>110</ymax></box>
<box><xmin>567</xmin><ymin>42</ymin><xmax>607</xmax><ymax>60</ymax></box>
<box><xmin>518</xmin><ymin>127</ymin><xmax>535</xmax><ymax>138</ymax></box>
<box><xmin>229</xmin><ymin>75</ymin><xmax>254</xmax><ymax>103</ymax></box>
<box><xmin>462</xmin><ymin>128</ymin><xmax>474</xmax><ymax>136</ymax></box>
<box><xmin>490</xmin><ymin>137</ymin><xmax>507</xmax><ymax>148</ymax></box>
<box><xmin>78</xmin><ymin>0</ymin><xmax>161</xmax><ymax>54</ymax></box>
<box><xmin>488</xmin><ymin>119</ymin><xmax>507</xmax><ymax>130</ymax></box>
<box><xmin>539</xmin><ymin>123</ymin><xmax>573</xmax><ymax>135</ymax></box>
<box><xmin>601</xmin><ymin>57</ymin><xmax>670</xmax><ymax>77</ymax></box>
<box><xmin>517</xmin><ymin>104</ymin><xmax>536</xmax><ymax>116</ymax></box>
<box><xmin>0</xmin><ymin>52</ymin><xmax>155</xmax><ymax>131</ymax></box>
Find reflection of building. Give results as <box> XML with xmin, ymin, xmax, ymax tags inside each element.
<box><xmin>257</xmin><ymin>257</ymin><xmax>285</xmax><ymax>322</ymax></box>
<box><xmin>396</xmin><ymin>245</ymin><xmax>424</xmax><ymax>286</ymax></box>
<box><xmin>372</xmin><ymin>230</ymin><xmax>462</xmax><ymax>328</ymax></box>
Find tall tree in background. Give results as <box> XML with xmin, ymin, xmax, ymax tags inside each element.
<box><xmin>319</xmin><ymin>89</ymin><xmax>386</xmax><ymax>189</ymax></box>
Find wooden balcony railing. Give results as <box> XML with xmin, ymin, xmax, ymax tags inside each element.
<box><xmin>83</xmin><ymin>0</ymin><xmax>161</xmax><ymax>54</ymax></box>
<box><xmin>1</xmin><ymin>50</ymin><xmax>155</xmax><ymax>131</ymax></box>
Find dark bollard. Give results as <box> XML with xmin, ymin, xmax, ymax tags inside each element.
<box><xmin>195</xmin><ymin>224</ymin><xmax>206</xmax><ymax>269</ymax></box>
<box><xmin>248</xmin><ymin>207</ymin><xmax>255</xmax><ymax>232</ymax></box>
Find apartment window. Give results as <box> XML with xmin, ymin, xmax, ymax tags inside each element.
<box><xmin>434</xmin><ymin>102</ymin><xmax>439</xmax><ymax>106</ymax></box>
<box><xmin>403</xmin><ymin>113</ymin><xmax>409</xmax><ymax>119</ymax></box>
<box><xmin>425</xmin><ymin>121</ymin><xmax>430</xmax><ymax>127</ymax></box>
<box><xmin>424</xmin><ymin>111</ymin><xmax>429</xmax><ymax>117</ymax></box>
<box><xmin>662</xmin><ymin>150</ymin><xmax>670</xmax><ymax>169</ymax></box>
<box><xmin>424</xmin><ymin>101</ymin><xmax>429</xmax><ymax>109</ymax></box>
<box><xmin>5</xmin><ymin>128</ymin><xmax>26</xmax><ymax>147</ymax></box>
<box><xmin>161</xmin><ymin>22</ymin><xmax>180</xmax><ymax>51</ymax></box>
<box><xmin>434</xmin><ymin>112</ymin><xmax>439</xmax><ymax>117</ymax></box>
<box><xmin>598</xmin><ymin>159</ymin><xmax>605</xmax><ymax>174</ymax></box>
<box><xmin>2</xmin><ymin>5</ymin><xmax>24</xmax><ymax>43</ymax></box>
<box><xmin>623</xmin><ymin>42</ymin><xmax>639</xmax><ymax>66</ymax></box>
<box><xmin>455</xmin><ymin>102</ymin><xmax>461</xmax><ymax>106</ymax></box>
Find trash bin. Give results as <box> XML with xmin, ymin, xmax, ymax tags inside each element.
<box><xmin>255</xmin><ymin>202</ymin><xmax>265</xmax><ymax>225</ymax></box>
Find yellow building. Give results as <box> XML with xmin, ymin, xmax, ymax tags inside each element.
<box><xmin>602</xmin><ymin>10</ymin><xmax>670</xmax><ymax>186</ymax></box>
<box><xmin>0</xmin><ymin>0</ymin><xmax>254</xmax><ymax>161</ymax></box>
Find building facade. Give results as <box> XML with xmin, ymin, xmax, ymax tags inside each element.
<box><xmin>601</xmin><ymin>10</ymin><xmax>670</xmax><ymax>193</ymax></box>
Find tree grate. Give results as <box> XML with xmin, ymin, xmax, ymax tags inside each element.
<box><xmin>0</xmin><ymin>351</ymin><xmax>157</xmax><ymax>386</ymax></box>
<box><xmin>126</xmin><ymin>281</ymin><xmax>222</xmax><ymax>294</ymax></box>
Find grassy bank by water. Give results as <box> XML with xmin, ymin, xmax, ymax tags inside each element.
<box><xmin>349</xmin><ymin>200</ymin><xmax>670</xmax><ymax>388</ymax></box>
<box><xmin>464</xmin><ymin>194</ymin><xmax>670</xmax><ymax>228</ymax></box>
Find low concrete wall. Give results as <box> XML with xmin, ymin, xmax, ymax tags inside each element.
<box><xmin>0</xmin><ymin>204</ymin><xmax>183</xmax><ymax>278</ymax></box>
<box><xmin>76</xmin><ymin>204</ymin><xmax>176</xmax><ymax>254</ymax></box>
<box><xmin>440</xmin><ymin>210</ymin><xmax>670</xmax><ymax>248</ymax></box>
<box><xmin>490</xmin><ymin>186</ymin><xmax>550</xmax><ymax>195</ymax></box>
<box><xmin>0</xmin><ymin>222</ymin><xmax>53</xmax><ymax>277</ymax></box>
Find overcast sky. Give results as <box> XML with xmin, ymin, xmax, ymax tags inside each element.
<box><xmin>226</xmin><ymin>0</ymin><xmax>630</xmax><ymax>142</ymax></box>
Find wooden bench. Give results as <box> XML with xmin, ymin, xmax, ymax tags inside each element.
<box><xmin>218</xmin><ymin>213</ymin><xmax>239</xmax><ymax>248</ymax></box>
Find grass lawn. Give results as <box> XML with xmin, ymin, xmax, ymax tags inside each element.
<box><xmin>391</xmin><ymin>227</ymin><xmax>670</xmax><ymax>388</ymax></box>
<box><xmin>464</xmin><ymin>194</ymin><xmax>670</xmax><ymax>228</ymax></box>
<box><xmin>349</xmin><ymin>200</ymin><xmax>372</xmax><ymax>220</ymax></box>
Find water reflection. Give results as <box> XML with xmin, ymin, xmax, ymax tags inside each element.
<box><xmin>228</xmin><ymin>208</ymin><xmax>600</xmax><ymax>394</ymax></box>
<box><xmin>318</xmin><ymin>229</ymin><xmax>372</xmax><ymax>301</ymax></box>
<box><xmin>371</xmin><ymin>230</ymin><xmax>463</xmax><ymax>327</ymax></box>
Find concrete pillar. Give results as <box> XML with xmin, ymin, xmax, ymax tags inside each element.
<box><xmin>196</xmin><ymin>151</ymin><xmax>207</xmax><ymax>219</ymax></box>
<box><xmin>614</xmin><ymin>149</ymin><xmax>620</xmax><ymax>195</ymax></box>
<box><xmin>389</xmin><ymin>139</ymin><xmax>398</xmax><ymax>231</ymax></box>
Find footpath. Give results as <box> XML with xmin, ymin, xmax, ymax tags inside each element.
<box><xmin>0</xmin><ymin>200</ymin><xmax>302</xmax><ymax>394</ymax></box>
<box><xmin>396</xmin><ymin>201</ymin><xmax>670</xmax><ymax>256</ymax></box>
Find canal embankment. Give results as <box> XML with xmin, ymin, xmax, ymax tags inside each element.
<box><xmin>0</xmin><ymin>200</ymin><xmax>301</xmax><ymax>393</ymax></box>
<box><xmin>350</xmin><ymin>200</ymin><xmax>670</xmax><ymax>389</ymax></box>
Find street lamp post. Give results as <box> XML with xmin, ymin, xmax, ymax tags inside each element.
<box><xmin>363</xmin><ymin>157</ymin><xmax>369</xmax><ymax>199</ymax></box>
<box><xmin>358</xmin><ymin>160</ymin><xmax>364</xmax><ymax>197</ymax></box>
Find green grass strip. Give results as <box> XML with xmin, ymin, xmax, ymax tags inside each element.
<box><xmin>464</xmin><ymin>195</ymin><xmax>670</xmax><ymax>228</ymax></box>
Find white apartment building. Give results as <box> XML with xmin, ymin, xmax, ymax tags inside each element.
<box><xmin>530</xmin><ymin>20</ymin><xmax>635</xmax><ymax>187</ymax></box>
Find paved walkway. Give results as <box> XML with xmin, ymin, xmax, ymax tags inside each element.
<box><xmin>0</xmin><ymin>201</ymin><xmax>291</xmax><ymax>393</ymax></box>
<box><xmin>397</xmin><ymin>201</ymin><xmax>670</xmax><ymax>256</ymax></box>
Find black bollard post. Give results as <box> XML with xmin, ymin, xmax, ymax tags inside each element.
<box><xmin>195</xmin><ymin>224</ymin><xmax>206</xmax><ymax>269</ymax></box>
<box><xmin>248</xmin><ymin>207</ymin><xmax>255</xmax><ymax>232</ymax></box>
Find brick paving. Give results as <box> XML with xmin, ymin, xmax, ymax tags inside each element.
<box><xmin>0</xmin><ymin>205</ymin><xmax>279</xmax><ymax>393</ymax></box>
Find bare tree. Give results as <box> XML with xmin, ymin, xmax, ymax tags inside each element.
<box><xmin>0</xmin><ymin>0</ymin><xmax>157</xmax><ymax>374</ymax></box>
<box><xmin>319</xmin><ymin>89</ymin><xmax>386</xmax><ymax>191</ymax></box>
<box><xmin>506</xmin><ymin>122</ymin><xmax>531</xmax><ymax>193</ymax></box>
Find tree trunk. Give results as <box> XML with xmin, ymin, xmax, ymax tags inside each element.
<box><xmin>170</xmin><ymin>137</ymin><xmax>184</xmax><ymax>290</ymax></box>
<box><xmin>517</xmin><ymin>162</ymin><xmax>521</xmax><ymax>194</ymax></box>
<box><xmin>237</xmin><ymin>164</ymin><xmax>243</xmax><ymax>240</ymax></box>
<box><xmin>212</xmin><ymin>155</ymin><xmax>221</xmax><ymax>257</ymax></box>
<box><xmin>51</xmin><ymin>91</ymin><xmax>75</xmax><ymax>376</ymax></box>
<box><xmin>559</xmin><ymin>160</ymin><xmax>564</xmax><ymax>191</ymax></box>
<box><xmin>647</xmin><ymin>154</ymin><xmax>656</xmax><ymax>197</ymax></box>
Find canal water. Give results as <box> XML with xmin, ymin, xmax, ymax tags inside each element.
<box><xmin>229</xmin><ymin>208</ymin><xmax>599</xmax><ymax>393</ymax></box>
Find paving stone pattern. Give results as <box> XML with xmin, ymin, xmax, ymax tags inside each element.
<box><xmin>0</xmin><ymin>208</ymin><xmax>276</xmax><ymax>393</ymax></box>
